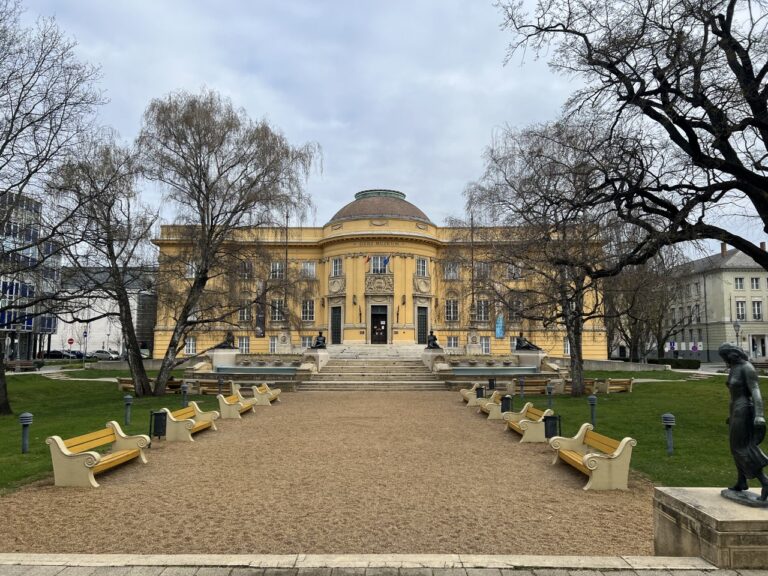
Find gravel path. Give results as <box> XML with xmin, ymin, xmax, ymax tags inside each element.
<box><xmin>0</xmin><ymin>392</ymin><xmax>654</xmax><ymax>555</ymax></box>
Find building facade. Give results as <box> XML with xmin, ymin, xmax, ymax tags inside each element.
<box><xmin>153</xmin><ymin>190</ymin><xmax>607</xmax><ymax>358</ymax></box>
<box><xmin>670</xmin><ymin>243</ymin><xmax>768</xmax><ymax>362</ymax></box>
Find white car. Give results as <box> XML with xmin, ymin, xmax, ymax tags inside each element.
<box><xmin>92</xmin><ymin>349</ymin><xmax>120</xmax><ymax>360</ymax></box>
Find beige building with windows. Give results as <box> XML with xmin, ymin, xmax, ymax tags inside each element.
<box><xmin>152</xmin><ymin>190</ymin><xmax>607</xmax><ymax>358</ymax></box>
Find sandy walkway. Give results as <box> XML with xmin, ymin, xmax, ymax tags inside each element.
<box><xmin>0</xmin><ymin>392</ymin><xmax>653</xmax><ymax>555</ymax></box>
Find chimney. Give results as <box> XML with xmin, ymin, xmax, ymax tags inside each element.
<box><xmin>721</xmin><ymin>242</ymin><xmax>728</xmax><ymax>257</ymax></box>
<box><xmin>761</xmin><ymin>241</ymin><xmax>766</xmax><ymax>251</ymax></box>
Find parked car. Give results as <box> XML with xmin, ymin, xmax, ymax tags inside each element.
<box><xmin>41</xmin><ymin>350</ymin><xmax>76</xmax><ymax>359</ymax></box>
<box><xmin>92</xmin><ymin>349</ymin><xmax>120</xmax><ymax>360</ymax></box>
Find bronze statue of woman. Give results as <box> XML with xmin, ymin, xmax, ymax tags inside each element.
<box><xmin>718</xmin><ymin>343</ymin><xmax>768</xmax><ymax>501</ymax></box>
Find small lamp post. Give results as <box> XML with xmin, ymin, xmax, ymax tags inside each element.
<box><xmin>545</xmin><ymin>382</ymin><xmax>554</xmax><ymax>410</ymax></box>
<box><xmin>518</xmin><ymin>376</ymin><xmax>525</xmax><ymax>399</ymax></box>
<box><xmin>123</xmin><ymin>394</ymin><xmax>133</xmax><ymax>426</ymax></box>
<box><xmin>19</xmin><ymin>412</ymin><xmax>32</xmax><ymax>454</ymax></box>
<box><xmin>181</xmin><ymin>382</ymin><xmax>189</xmax><ymax>407</ymax></box>
<box><xmin>733</xmin><ymin>320</ymin><xmax>742</xmax><ymax>347</ymax></box>
<box><xmin>662</xmin><ymin>413</ymin><xmax>676</xmax><ymax>455</ymax></box>
<box><xmin>217</xmin><ymin>375</ymin><xmax>224</xmax><ymax>395</ymax></box>
<box><xmin>501</xmin><ymin>394</ymin><xmax>513</xmax><ymax>413</ymax></box>
<box><xmin>587</xmin><ymin>394</ymin><xmax>597</xmax><ymax>427</ymax></box>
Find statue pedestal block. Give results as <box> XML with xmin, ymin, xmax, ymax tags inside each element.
<box><xmin>208</xmin><ymin>349</ymin><xmax>237</xmax><ymax>370</ymax></box>
<box><xmin>421</xmin><ymin>348</ymin><xmax>445</xmax><ymax>371</ymax></box>
<box><xmin>654</xmin><ymin>486</ymin><xmax>768</xmax><ymax>568</ymax></box>
<box><xmin>302</xmin><ymin>349</ymin><xmax>329</xmax><ymax>372</ymax></box>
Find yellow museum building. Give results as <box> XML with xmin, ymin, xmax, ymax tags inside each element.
<box><xmin>152</xmin><ymin>189</ymin><xmax>607</xmax><ymax>358</ymax></box>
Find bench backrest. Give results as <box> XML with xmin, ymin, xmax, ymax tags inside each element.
<box><xmin>608</xmin><ymin>378</ymin><xmax>632</xmax><ymax>385</ymax></box>
<box><xmin>171</xmin><ymin>406</ymin><xmax>196</xmax><ymax>420</ymax></box>
<box><xmin>64</xmin><ymin>428</ymin><xmax>116</xmax><ymax>453</ymax></box>
<box><xmin>517</xmin><ymin>378</ymin><xmax>549</xmax><ymax>385</ymax></box>
<box><xmin>584</xmin><ymin>430</ymin><xmax>621</xmax><ymax>453</ymax></box>
<box><xmin>525</xmin><ymin>407</ymin><xmax>547</xmax><ymax>421</ymax></box>
<box><xmin>222</xmin><ymin>394</ymin><xmax>239</xmax><ymax>404</ymax></box>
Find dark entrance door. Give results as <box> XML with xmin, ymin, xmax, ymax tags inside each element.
<box><xmin>330</xmin><ymin>306</ymin><xmax>342</xmax><ymax>344</ymax></box>
<box><xmin>417</xmin><ymin>306</ymin><xmax>428</xmax><ymax>345</ymax></box>
<box><xmin>371</xmin><ymin>305</ymin><xmax>388</xmax><ymax>344</ymax></box>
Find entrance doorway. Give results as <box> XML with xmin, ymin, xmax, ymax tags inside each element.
<box><xmin>371</xmin><ymin>305</ymin><xmax>388</xmax><ymax>344</ymax></box>
<box><xmin>752</xmin><ymin>335</ymin><xmax>766</xmax><ymax>358</ymax></box>
<box><xmin>330</xmin><ymin>307</ymin><xmax>342</xmax><ymax>345</ymax></box>
<box><xmin>417</xmin><ymin>306</ymin><xmax>428</xmax><ymax>345</ymax></box>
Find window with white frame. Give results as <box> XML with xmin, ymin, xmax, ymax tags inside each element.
<box><xmin>416</xmin><ymin>257</ymin><xmax>428</xmax><ymax>277</ymax></box>
<box><xmin>753</xmin><ymin>300</ymin><xmax>763</xmax><ymax>320</ymax></box>
<box><xmin>475</xmin><ymin>261</ymin><xmax>490</xmax><ymax>280</ymax></box>
<box><xmin>239</xmin><ymin>300</ymin><xmax>252</xmax><ymax>322</ymax></box>
<box><xmin>736</xmin><ymin>300</ymin><xmax>746</xmax><ymax>320</ymax></box>
<box><xmin>238</xmin><ymin>261</ymin><xmax>252</xmax><ymax>280</ymax></box>
<box><xmin>507</xmin><ymin>263</ymin><xmax>522</xmax><ymax>279</ymax></box>
<box><xmin>447</xmin><ymin>336</ymin><xmax>459</xmax><ymax>349</ymax></box>
<box><xmin>475</xmin><ymin>299</ymin><xmax>490</xmax><ymax>322</ymax></box>
<box><xmin>444</xmin><ymin>261</ymin><xmax>459</xmax><ymax>280</ymax></box>
<box><xmin>563</xmin><ymin>337</ymin><xmax>571</xmax><ymax>356</ymax></box>
<box><xmin>371</xmin><ymin>255</ymin><xmax>388</xmax><ymax>274</ymax></box>
<box><xmin>301</xmin><ymin>299</ymin><xmax>315</xmax><ymax>322</ymax></box>
<box><xmin>270</xmin><ymin>261</ymin><xmax>285</xmax><ymax>279</ymax></box>
<box><xmin>301</xmin><ymin>336</ymin><xmax>313</xmax><ymax>349</ymax></box>
<box><xmin>694</xmin><ymin>304</ymin><xmax>700</xmax><ymax>323</ymax></box>
<box><xmin>184</xmin><ymin>336</ymin><xmax>196</xmax><ymax>355</ymax></box>
<box><xmin>300</xmin><ymin>261</ymin><xmax>316</xmax><ymax>278</ymax></box>
<box><xmin>509</xmin><ymin>299</ymin><xmax>523</xmax><ymax>322</ymax></box>
<box><xmin>752</xmin><ymin>277</ymin><xmax>761</xmax><ymax>290</ymax></box>
<box><xmin>269</xmin><ymin>336</ymin><xmax>277</xmax><ymax>353</ymax></box>
<box><xmin>331</xmin><ymin>257</ymin><xmax>343</xmax><ymax>277</ymax></box>
<box><xmin>238</xmin><ymin>336</ymin><xmax>250</xmax><ymax>354</ymax></box>
<box><xmin>694</xmin><ymin>282</ymin><xmax>700</xmax><ymax>296</ymax></box>
<box><xmin>480</xmin><ymin>336</ymin><xmax>491</xmax><ymax>354</ymax></box>
<box><xmin>185</xmin><ymin>262</ymin><xmax>196</xmax><ymax>279</ymax></box>
<box><xmin>271</xmin><ymin>299</ymin><xmax>285</xmax><ymax>322</ymax></box>
<box><xmin>445</xmin><ymin>299</ymin><xmax>459</xmax><ymax>322</ymax></box>
<box><xmin>735</xmin><ymin>277</ymin><xmax>745</xmax><ymax>290</ymax></box>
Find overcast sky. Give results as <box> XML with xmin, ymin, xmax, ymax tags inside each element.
<box><xmin>21</xmin><ymin>0</ymin><xmax>576</xmax><ymax>227</ymax></box>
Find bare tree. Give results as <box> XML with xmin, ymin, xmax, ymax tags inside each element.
<box><xmin>498</xmin><ymin>0</ymin><xmax>768</xmax><ymax>271</ymax></box>
<box><xmin>53</xmin><ymin>133</ymin><xmax>158</xmax><ymax>396</ymax></box>
<box><xmin>0</xmin><ymin>1</ymin><xmax>101</xmax><ymax>415</ymax></box>
<box><xmin>139</xmin><ymin>88</ymin><xmax>317</xmax><ymax>395</ymax></box>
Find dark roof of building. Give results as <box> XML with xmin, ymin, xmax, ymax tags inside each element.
<box><xmin>327</xmin><ymin>190</ymin><xmax>432</xmax><ymax>225</ymax></box>
<box><xmin>683</xmin><ymin>247</ymin><xmax>766</xmax><ymax>274</ymax></box>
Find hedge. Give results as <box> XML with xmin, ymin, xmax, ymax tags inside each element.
<box><xmin>648</xmin><ymin>358</ymin><xmax>701</xmax><ymax>369</ymax></box>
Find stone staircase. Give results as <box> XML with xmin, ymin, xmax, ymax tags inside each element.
<box><xmin>299</xmin><ymin>355</ymin><xmax>447</xmax><ymax>391</ymax></box>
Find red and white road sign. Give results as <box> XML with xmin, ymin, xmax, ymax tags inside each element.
<box><xmin>67</xmin><ymin>337</ymin><xmax>74</xmax><ymax>346</ymax></box>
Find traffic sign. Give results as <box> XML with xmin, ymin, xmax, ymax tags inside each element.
<box><xmin>67</xmin><ymin>337</ymin><xmax>74</xmax><ymax>346</ymax></box>
<box><xmin>83</xmin><ymin>331</ymin><xmax>88</xmax><ymax>338</ymax></box>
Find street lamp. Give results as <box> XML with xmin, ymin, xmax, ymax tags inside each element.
<box><xmin>733</xmin><ymin>320</ymin><xmax>741</xmax><ymax>347</ymax></box>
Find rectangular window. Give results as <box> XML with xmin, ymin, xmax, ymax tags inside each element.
<box><xmin>300</xmin><ymin>261</ymin><xmax>316</xmax><ymax>278</ymax></box>
<box><xmin>697</xmin><ymin>328</ymin><xmax>703</xmax><ymax>342</ymax></box>
<box><xmin>238</xmin><ymin>261</ymin><xmax>252</xmax><ymax>280</ymax></box>
<box><xmin>447</xmin><ymin>336</ymin><xmax>459</xmax><ymax>349</ymax></box>
<box><xmin>735</xmin><ymin>277</ymin><xmax>745</xmax><ymax>290</ymax></box>
<box><xmin>269</xmin><ymin>336</ymin><xmax>277</xmax><ymax>354</ymax></box>
<box><xmin>475</xmin><ymin>300</ymin><xmax>490</xmax><ymax>322</ymax></box>
<box><xmin>270</xmin><ymin>261</ymin><xmax>285</xmax><ymax>280</ymax></box>
<box><xmin>480</xmin><ymin>336</ymin><xmax>491</xmax><ymax>354</ymax></box>
<box><xmin>753</xmin><ymin>300</ymin><xmax>763</xmax><ymax>321</ymax></box>
<box><xmin>184</xmin><ymin>336</ymin><xmax>196</xmax><ymax>355</ymax></box>
<box><xmin>301</xmin><ymin>336</ymin><xmax>313</xmax><ymax>349</ymax></box>
<box><xmin>694</xmin><ymin>304</ymin><xmax>700</xmax><ymax>323</ymax></box>
<box><xmin>752</xmin><ymin>277</ymin><xmax>760</xmax><ymax>290</ymax></box>
<box><xmin>238</xmin><ymin>336</ymin><xmax>250</xmax><ymax>354</ymax></box>
<box><xmin>371</xmin><ymin>255</ymin><xmax>388</xmax><ymax>274</ymax></box>
<box><xmin>670</xmin><ymin>308</ymin><xmax>676</xmax><ymax>323</ymax></box>
<box><xmin>509</xmin><ymin>300</ymin><xmax>523</xmax><ymax>322</ymax></box>
<box><xmin>238</xmin><ymin>301</ymin><xmax>252</xmax><ymax>322</ymax></box>
<box><xmin>301</xmin><ymin>299</ymin><xmax>315</xmax><ymax>322</ymax></box>
<box><xmin>475</xmin><ymin>261</ymin><xmax>490</xmax><ymax>280</ymax></box>
<box><xmin>507</xmin><ymin>263</ymin><xmax>521</xmax><ymax>280</ymax></box>
<box><xmin>271</xmin><ymin>299</ymin><xmax>285</xmax><ymax>322</ymax></box>
<box><xmin>694</xmin><ymin>282</ymin><xmax>700</xmax><ymax>296</ymax></box>
<box><xmin>185</xmin><ymin>262</ymin><xmax>196</xmax><ymax>279</ymax></box>
<box><xmin>331</xmin><ymin>257</ymin><xmax>343</xmax><ymax>277</ymax></box>
<box><xmin>416</xmin><ymin>257</ymin><xmax>428</xmax><ymax>277</ymax></box>
<box><xmin>444</xmin><ymin>261</ymin><xmax>459</xmax><ymax>280</ymax></box>
<box><xmin>563</xmin><ymin>337</ymin><xmax>571</xmax><ymax>356</ymax></box>
<box><xmin>736</xmin><ymin>300</ymin><xmax>746</xmax><ymax>321</ymax></box>
<box><xmin>445</xmin><ymin>299</ymin><xmax>459</xmax><ymax>322</ymax></box>
<box><xmin>687</xmin><ymin>305</ymin><xmax>692</xmax><ymax>320</ymax></box>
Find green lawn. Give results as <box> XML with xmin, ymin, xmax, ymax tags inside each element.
<box><xmin>0</xmin><ymin>369</ymin><xmax>749</xmax><ymax>493</ymax></box>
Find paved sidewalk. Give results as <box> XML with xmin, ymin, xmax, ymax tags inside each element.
<box><xmin>2</xmin><ymin>553</ymin><xmax>764</xmax><ymax>576</ymax></box>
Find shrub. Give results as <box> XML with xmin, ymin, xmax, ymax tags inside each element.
<box><xmin>648</xmin><ymin>358</ymin><xmax>701</xmax><ymax>369</ymax></box>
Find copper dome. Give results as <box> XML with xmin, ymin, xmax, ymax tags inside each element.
<box><xmin>327</xmin><ymin>190</ymin><xmax>432</xmax><ymax>225</ymax></box>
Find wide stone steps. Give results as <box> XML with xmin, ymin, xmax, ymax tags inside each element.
<box><xmin>299</xmin><ymin>381</ymin><xmax>447</xmax><ymax>391</ymax></box>
<box><xmin>309</xmin><ymin>373</ymin><xmax>441</xmax><ymax>381</ymax></box>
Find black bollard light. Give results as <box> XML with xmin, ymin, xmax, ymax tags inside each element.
<box><xmin>519</xmin><ymin>376</ymin><xmax>525</xmax><ymax>399</ymax></box>
<box><xmin>475</xmin><ymin>385</ymin><xmax>485</xmax><ymax>399</ymax></box>
<box><xmin>181</xmin><ymin>382</ymin><xmax>189</xmax><ymax>407</ymax></box>
<box><xmin>123</xmin><ymin>394</ymin><xmax>133</xmax><ymax>426</ymax></box>
<box><xmin>19</xmin><ymin>412</ymin><xmax>32</xmax><ymax>454</ymax></box>
<box><xmin>587</xmin><ymin>394</ymin><xmax>597</xmax><ymax>427</ymax></box>
<box><xmin>662</xmin><ymin>412</ymin><xmax>676</xmax><ymax>455</ymax></box>
<box><xmin>546</xmin><ymin>382</ymin><xmax>554</xmax><ymax>410</ymax></box>
<box><xmin>501</xmin><ymin>394</ymin><xmax>512</xmax><ymax>413</ymax></box>
<box><xmin>217</xmin><ymin>375</ymin><xmax>224</xmax><ymax>395</ymax></box>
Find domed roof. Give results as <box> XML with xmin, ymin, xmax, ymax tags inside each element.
<box><xmin>328</xmin><ymin>190</ymin><xmax>432</xmax><ymax>225</ymax></box>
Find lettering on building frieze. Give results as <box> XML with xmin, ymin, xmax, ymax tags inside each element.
<box><xmin>365</xmin><ymin>273</ymin><xmax>394</xmax><ymax>294</ymax></box>
<box><xmin>358</xmin><ymin>241</ymin><xmax>403</xmax><ymax>247</ymax></box>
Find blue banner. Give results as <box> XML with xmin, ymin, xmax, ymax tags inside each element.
<box><xmin>495</xmin><ymin>314</ymin><xmax>505</xmax><ymax>339</ymax></box>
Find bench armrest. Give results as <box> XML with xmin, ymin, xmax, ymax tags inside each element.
<box><xmin>45</xmin><ymin>436</ymin><xmax>102</xmax><ymax>468</ymax></box>
<box><xmin>549</xmin><ymin>422</ymin><xmax>593</xmax><ymax>451</ymax></box>
<box><xmin>189</xmin><ymin>400</ymin><xmax>220</xmax><ymax>422</ymax></box>
<box><xmin>502</xmin><ymin>402</ymin><xmax>534</xmax><ymax>423</ymax></box>
<box><xmin>106</xmin><ymin>421</ymin><xmax>150</xmax><ymax>452</ymax></box>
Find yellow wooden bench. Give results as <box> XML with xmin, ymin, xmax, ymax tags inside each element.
<box><xmin>190</xmin><ymin>378</ymin><xmax>234</xmax><ymax>395</ymax></box>
<box><xmin>504</xmin><ymin>403</ymin><xmax>555</xmax><ymax>442</ymax></box>
<box><xmin>558</xmin><ymin>378</ymin><xmax>597</xmax><ymax>395</ymax></box>
<box><xmin>250</xmin><ymin>383</ymin><xmax>281</xmax><ymax>405</ymax></box>
<box><xmin>161</xmin><ymin>401</ymin><xmax>220</xmax><ymax>441</ymax></box>
<box><xmin>117</xmin><ymin>377</ymin><xmax>181</xmax><ymax>393</ymax></box>
<box><xmin>549</xmin><ymin>422</ymin><xmax>637</xmax><ymax>490</ymax></box>
<box><xmin>595</xmin><ymin>378</ymin><xmax>634</xmax><ymax>394</ymax></box>
<box><xmin>512</xmin><ymin>377</ymin><xmax>552</xmax><ymax>395</ymax></box>
<box><xmin>460</xmin><ymin>382</ymin><xmax>479</xmax><ymax>402</ymax></box>
<box><xmin>478</xmin><ymin>390</ymin><xmax>504</xmax><ymax>420</ymax></box>
<box><xmin>216</xmin><ymin>393</ymin><xmax>255</xmax><ymax>419</ymax></box>
<box><xmin>45</xmin><ymin>421</ymin><xmax>150</xmax><ymax>488</ymax></box>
